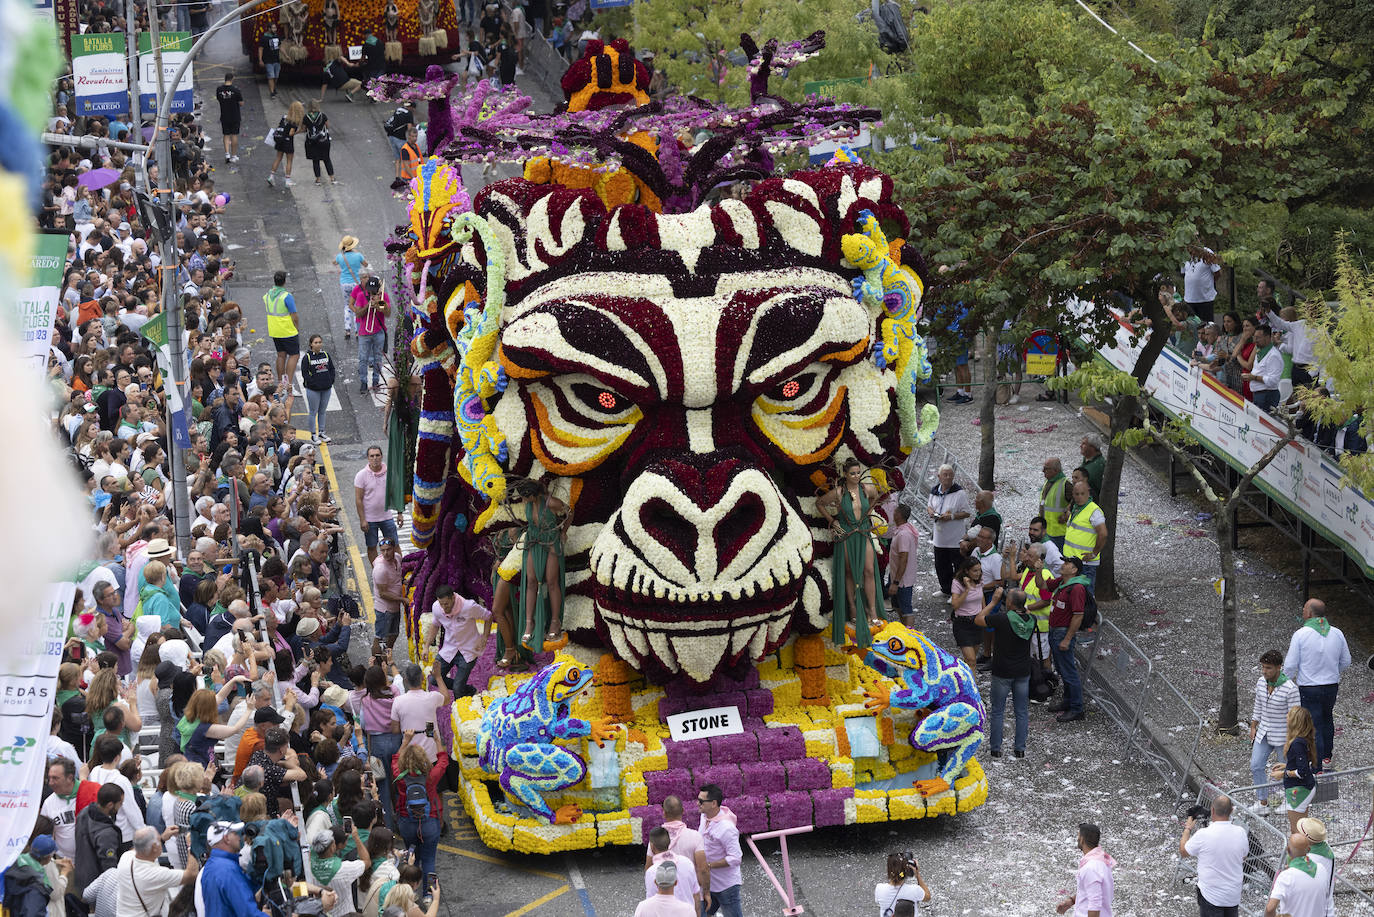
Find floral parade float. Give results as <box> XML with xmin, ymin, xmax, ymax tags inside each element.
<box><xmin>379</xmin><ymin>34</ymin><xmax>982</xmax><ymax>853</ymax></box>
<box><xmin>238</xmin><ymin>0</ymin><xmax>458</xmax><ymax>73</ymax></box>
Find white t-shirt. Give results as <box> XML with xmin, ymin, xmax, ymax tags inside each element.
<box><xmin>40</xmin><ymin>791</ymin><xmax>78</xmax><ymax>859</ymax></box>
<box><xmin>875</xmin><ymin>880</ymin><xmax>929</xmax><ymax>916</ymax></box>
<box><xmin>1269</xmin><ymin>862</ymin><xmax>1328</xmax><ymax>917</ymax></box>
<box><xmin>308</xmin><ymin>857</ymin><xmax>366</xmax><ymax>917</ymax></box>
<box><xmin>389</xmin><ymin>689</ymin><xmax>445</xmax><ymax>759</ymax></box>
<box><xmin>1184</xmin><ymin>820</ymin><xmax>1248</xmax><ymax>907</ymax></box>
<box><xmin>927</xmin><ymin>486</ymin><xmax>971</xmax><ymax>549</ymax></box>
<box><xmin>1182</xmin><ymin>253</ymin><xmax>1220</xmax><ymax>303</ymax></box>
<box><xmin>89</xmin><ymin>765</ymin><xmax>145</xmax><ymax>841</ymax></box>
<box><xmin>116</xmin><ymin>849</ymin><xmax>186</xmax><ymax>917</ymax></box>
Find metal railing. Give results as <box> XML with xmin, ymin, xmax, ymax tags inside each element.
<box><xmin>521</xmin><ymin>22</ymin><xmax>568</xmax><ymax>101</ymax></box>
<box><xmin>1177</xmin><ymin>771</ymin><xmax>1374</xmax><ymax>914</ymax></box>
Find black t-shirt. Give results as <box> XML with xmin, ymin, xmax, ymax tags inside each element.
<box><xmin>215</xmin><ymin>84</ymin><xmax>243</xmax><ymax>123</ymax></box>
<box><xmin>259</xmin><ymin>32</ymin><xmax>281</xmax><ymax>64</ymax></box>
<box><xmin>987</xmin><ymin>610</ymin><xmax>1032</xmax><ymax>679</ymax></box>
<box><xmin>480</xmin><ymin>13</ymin><xmax>502</xmax><ymax>42</ymax></box>
<box><xmin>498</xmin><ymin>41</ymin><xmax>517</xmax><ymax>84</ymax></box>
<box><xmin>384</xmin><ymin>107</ymin><xmax>412</xmax><ymax>139</ymax></box>
<box><xmin>363</xmin><ymin>37</ymin><xmax>384</xmax><ymax>66</ymax></box>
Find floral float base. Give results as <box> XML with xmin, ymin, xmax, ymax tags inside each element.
<box><xmin>451</xmin><ymin>636</ymin><xmax>989</xmax><ymax>853</ymax></box>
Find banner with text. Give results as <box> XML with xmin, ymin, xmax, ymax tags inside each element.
<box><xmin>137</xmin><ymin>31</ymin><xmax>193</xmax><ymax>115</ymax></box>
<box><xmin>13</xmin><ymin>234</ymin><xmax>69</xmax><ymax>378</ymax></box>
<box><xmin>1079</xmin><ymin>305</ymin><xmax>1374</xmax><ymax>577</ymax></box>
<box><xmin>0</xmin><ymin>583</ymin><xmax>74</xmax><ymax>873</ymax></box>
<box><xmin>72</xmin><ymin>32</ymin><xmax>128</xmax><ymax>116</ymax></box>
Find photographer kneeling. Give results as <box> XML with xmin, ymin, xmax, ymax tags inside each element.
<box><xmin>1179</xmin><ymin>795</ymin><xmax>1247</xmax><ymax>917</ymax></box>
<box><xmin>874</xmin><ymin>853</ymin><xmax>931</xmax><ymax>916</ymax></box>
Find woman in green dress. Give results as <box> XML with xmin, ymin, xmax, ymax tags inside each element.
<box><xmin>818</xmin><ymin>458</ymin><xmax>885</xmax><ymax>646</ymax></box>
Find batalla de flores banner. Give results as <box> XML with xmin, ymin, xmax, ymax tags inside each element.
<box><xmin>72</xmin><ymin>32</ymin><xmax>128</xmax><ymax>116</ymax></box>
<box><xmin>0</xmin><ymin>583</ymin><xmax>74</xmax><ymax>875</ymax></box>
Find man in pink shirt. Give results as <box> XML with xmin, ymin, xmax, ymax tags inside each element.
<box><xmin>353</xmin><ymin>445</ymin><xmax>395</xmax><ymax>563</ymax></box>
<box><xmin>634</xmin><ymin>862</ymin><xmax>695</xmax><ymax>917</ymax></box>
<box><xmin>697</xmin><ymin>784</ymin><xmax>742</xmax><ymax>917</ymax></box>
<box><xmin>886</xmin><ymin>504</ymin><xmax>920</xmax><ymax>625</ymax></box>
<box><xmin>646</xmin><ymin>796</ymin><xmax>708</xmax><ymax>899</ymax></box>
<box><xmin>1057</xmin><ymin>823</ymin><xmax>1115</xmax><ymax>917</ymax></box>
<box><xmin>424</xmin><ymin>584</ymin><xmax>491</xmax><ymax>696</ymax></box>
<box><xmin>371</xmin><ymin>538</ymin><xmax>404</xmax><ymax>648</ymax></box>
<box><xmin>644</xmin><ymin>826</ymin><xmax>700</xmax><ymax>909</ymax></box>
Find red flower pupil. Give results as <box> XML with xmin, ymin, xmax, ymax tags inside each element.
<box><xmin>781</xmin><ymin>380</ymin><xmax>800</xmax><ymax>398</ymax></box>
<box><xmin>598</xmin><ymin>391</ymin><xmax>618</xmax><ymax>410</ymax></box>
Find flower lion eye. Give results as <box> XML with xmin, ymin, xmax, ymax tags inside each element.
<box><xmin>781</xmin><ymin>380</ymin><xmax>800</xmax><ymax>398</ymax></box>
<box><xmin>887</xmin><ymin>637</ymin><xmax>905</xmax><ymax>655</ymax></box>
<box><xmin>598</xmin><ymin>391</ymin><xmax>619</xmax><ymax>410</ymax></box>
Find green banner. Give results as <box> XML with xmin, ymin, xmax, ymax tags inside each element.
<box><xmin>803</xmin><ymin>76</ymin><xmax>869</xmax><ymax>99</ymax></box>
<box><xmin>71</xmin><ymin>33</ymin><xmax>127</xmax><ymax>116</ymax></box>
<box><xmin>13</xmin><ymin>234</ymin><xmax>70</xmax><ymax>376</ymax></box>
<box><xmin>139</xmin><ymin>309</ymin><xmax>168</xmax><ymax>349</ymax></box>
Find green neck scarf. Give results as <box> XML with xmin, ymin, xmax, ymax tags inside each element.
<box><xmin>1055</xmin><ymin>575</ymin><xmax>1092</xmax><ymax>596</ymax></box>
<box><xmin>1266</xmin><ymin>672</ymin><xmax>1290</xmax><ymax>690</ymax></box>
<box><xmin>15</xmin><ymin>853</ymin><xmax>50</xmax><ymax>889</ymax></box>
<box><xmin>58</xmin><ymin>785</ymin><xmax>79</xmax><ymax>802</ymax></box>
<box><xmin>1286</xmin><ymin>855</ymin><xmax>1317</xmax><ymax>878</ymax></box>
<box><xmin>55</xmin><ymin>689</ymin><xmax>79</xmax><ymax>708</ymax></box>
<box><xmin>312</xmin><ymin>855</ymin><xmax>342</xmax><ymax>885</ymax></box>
<box><xmin>1302</xmin><ymin>617</ymin><xmax>1331</xmax><ymax>637</ymax></box>
<box><xmin>1309</xmin><ymin>841</ymin><xmax>1334</xmax><ymax>862</ymax></box>
<box><xmin>175</xmin><ymin>716</ymin><xmax>199</xmax><ymax>751</ymax></box>
<box><xmin>1259</xmin><ymin>343</ymin><xmax>1276</xmax><ymax>361</ymax></box>
<box><xmin>1005</xmin><ymin>608</ymin><xmax>1035</xmax><ymax>640</ymax></box>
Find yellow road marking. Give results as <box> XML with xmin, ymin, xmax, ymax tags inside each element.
<box><xmin>503</xmin><ymin>885</ymin><xmax>570</xmax><ymax>917</ymax></box>
<box><xmin>436</xmin><ymin>843</ymin><xmax>566</xmax><ymax>881</ymax></box>
<box><xmin>306</xmin><ymin>432</ymin><xmax>376</xmax><ymax>624</ymax></box>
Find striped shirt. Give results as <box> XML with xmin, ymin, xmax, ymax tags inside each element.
<box><xmin>1251</xmin><ymin>676</ymin><xmax>1300</xmax><ymax>743</ymax></box>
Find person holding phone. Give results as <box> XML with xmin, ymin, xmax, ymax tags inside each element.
<box><xmin>874</xmin><ymin>852</ymin><xmax>931</xmax><ymax>917</ymax></box>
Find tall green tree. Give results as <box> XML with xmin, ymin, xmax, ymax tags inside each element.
<box><xmin>883</xmin><ymin>26</ymin><xmax>1350</xmax><ymax>597</ymax></box>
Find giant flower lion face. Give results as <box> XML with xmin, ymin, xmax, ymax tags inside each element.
<box><xmin>446</xmin><ymin>164</ymin><xmax>911</xmax><ymax>683</ymax></box>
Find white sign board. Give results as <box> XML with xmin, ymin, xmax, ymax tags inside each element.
<box><xmin>666</xmin><ymin>706</ymin><xmax>743</xmax><ymax>742</ymax></box>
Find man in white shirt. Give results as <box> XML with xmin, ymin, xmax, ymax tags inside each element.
<box><xmin>1284</xmin><ymin>599</ymin><xmax>1351</xmax><ymax>771</ymax></box>
<box><xmin>1265</xmin><ymin>305</ymin><xmax>1315</xmax><ymax>388</ymax></box>
<box><xmin>307</xmin><ymin>828</ymin><xmax>370</xmax><ymax>917</ymax></box>
<box><xmin>1266</xmin><ymin>834</ymin><xmax>1327</xmax><ymax>917</ymax></box>
<box><xmin>1180</xmin><ymin>795</ymin><xmax>1248</xmax><ymax>916</ymax></box>
<box><xmin>40</xmin><ymin>759</ymin><xmax>82</xmax><ymax>860</ymax></box>
<box><xmin>1243</xmin><ymin>324</ymin><xmax>1285</xmax><ymax>414</ymax></box>
<box><xmin>87</xmin><ymin>734</ymin><xmax>145</xmax><ymax>844</ymax></box>
<box><xmin>117</xmin><ymin>826</ymin><xmax>198</xmax><ymax>917</ymax></box>
<box><xmin>1249</xmin><ymin>649</ymin><xmax>1300</xmax><ymax>811</ymax></box>
<box><xmin>1182</xmin><ymin>250</ymin><xmax>1221</xmax><ymax>323</ymax></box>
<box><xmin>926</xmin><ymin>465</ymin><xmax>972</xmax><ymax>596</ymax></box>
<box><xmin>644</xmin><ymin>826</ymin><xmax>701</xmax><ymax>909</ymax></box>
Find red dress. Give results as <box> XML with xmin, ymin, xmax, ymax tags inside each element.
<box><xmin>1239</xmin><ymin>340</ymin><xmax>1256</xmax><ymax>401</ymax></box>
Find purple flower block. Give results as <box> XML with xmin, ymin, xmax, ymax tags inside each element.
<box><xmin>645</xmin><ymin>768</ymin><xmax>692</xmax><ymax>806</ymax></box>
<box><xmin>784</xmin><ymin>757</ymin><xmax>831</xmax><ymax>791</ymax></box>
<box><xmin>656</xmin><ymin>695</ymin><xmax>686</xmax><ymax>720</ymax></box>
<box><xmin>768</xmin><ymin>791</ymin><xmax>813</xmax><ymax>830</ymax></box>
<box><xmin>676</xmin><ymin>690</ymin><xmax>747</xmax><ymax>714</ymax></box>
<box><xmin>631</xmin><ymin>805</ymin><xmax>663</xmax><ymax>835</ymax></box>
<box><xmin>810</xmin><ymin>788</ymin><xmax>853</xmax><ymax>827</ymax></box>
<box><xmin>693</xmin><ymin>763</ymin><xmax>744</xmax><ymax>799</ymax></box>
<box><xmin>743</xmin><ymin>761</ymin><xmax>786</xmax><ymax>796</ymax></box>
<box><xmin>757</xmin><ymin>725</ymin><xmax>806</xmax><ymax>762</ymax></box>
<box><xmin>708</xmin><ymin>731</ymin><xmax>758</xmax><ymax>765</ymax></box>
<box><xmin>665</xmin><ymin>738</ymin><xmax>713</xmax><ymax>770</ymax></box>
<box><xmin>729</xmin><ymin>795</ymin><xmax>768</xmax><ymax>834</ymax></box>
<box><xmin>744</xmin><ymin>689</ymin><xmax>774</xmax><ymax>720</ymax></box>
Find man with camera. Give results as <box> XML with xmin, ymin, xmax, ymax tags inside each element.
<box><xmin>1179</xmin><ymin>795</ymin><xmax>1247</xmax><ymax>916</ymax></box>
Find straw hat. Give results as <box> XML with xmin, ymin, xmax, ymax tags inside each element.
<box><xmin>339</xmin><ymin>235</ymin><xmax>359</xmax><ymax>252</ymax></box>
<box><xmin>1297</xmin><ymin>817</ymin><xmax>1327</xmax><ymax>843</ymax></box>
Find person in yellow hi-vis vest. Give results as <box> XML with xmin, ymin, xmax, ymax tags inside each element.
<box><xmin>1062</xmin><ymin>479</ymin><xmax>1108</xmax><ymax>595</ymax></box>
<box><xmin>1038</xmin><ymin>457</ymin><xmax>1070</xmax><ymax>551</ymax></box>
<box><xmin>264</xmin><ymin>269</ymin><xmax>300</xmax><ymax>398</ymax></box>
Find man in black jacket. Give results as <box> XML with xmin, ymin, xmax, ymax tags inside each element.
<box><xmin>74</xmin><ymin>783</ymin><xmax>123</xmax><ymax>888</ymax></box>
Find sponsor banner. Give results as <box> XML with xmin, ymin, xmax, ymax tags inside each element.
<box><xmin>72</xmin><ymin>32</ymin><xmax>128</xmax><ymax>115</ymax></box>
<box><xmin>1078</xmin><ymin>303</ymin><xmax>1374</xmax><ymax>576</ymax></box>
<box><xmin>137</xmin><ymin>31</ymin><xmax>193</xmax><ymax>115</ymax></box>
<box><xmin>12</xmin><ymin>234</ymin><xmax>69</xmax><ymax>378</ymax></box>
<box><xmin>0</xmin><ymin>583</ymin><xmax>74</xmax><ymax>873</ymax></box>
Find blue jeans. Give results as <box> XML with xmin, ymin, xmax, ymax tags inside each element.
<box><xmin>358</xmin><ymin>333</ymin><xmax>385</xmax><ymax>387</ymax></box>
<box><xmin>1049</xmin><ymin>627</ymin><xmax>1082</xmax><ymax>713</ymax></box>
<box><xmin>704</xmin><ymin>884</ymin><xmax>742</xmax><ymax>917</ymax></box>
<box><xmin>304</xmin><ymin>387</ymin><xmax>331</xmax><ymax>436</ymax></box>
<box><xmin>440</xmin><ymin>653</ymin><xmax>477</xmax><ymax>695</ymax></box>
<box><xmin>1080</xmin><ymin>564</ymin><xmax>1098</xmax><ymax>596</ymax></box>
<box><xmin>1298</xmin><ymin>683</ymin><xmax>1339</xmax><ymax>764</ymax></box>
<box><xmin>365</xmin><ymin>518</ymin><xmax>398</xmax><ymax>549</ymax></box>
<box><xmin>398</xmin><ymin>814</ymin><xmax>440</xmax><ymax>895</ymax></box>
<box><xmin>1250</xmin><ymin>736</ymin><xmax>1283</xmax><ymax>801</ymax></box>
<box><xmin>895</xmin><ymin>585</ymin><xmax>913</xmax><ymax>619</ymax></box>
<box><xmin>989</xmin><ymin>674</ymin><xmax>1029</xmax><ymax>754</ymax></box>
<box><xmin>1253</xmin><ymin>389</ymin><xmax>1280</xmax><ymax>413</ymax></box>
<box><xmin>367</xmin><ymin>731</ymin><xmax>403</xmax><ymax>828</ymax></box>
<box><xmin>375</xmin><ymin>610</ymin><xmax>400</xmax><ymax>640</ymax></box>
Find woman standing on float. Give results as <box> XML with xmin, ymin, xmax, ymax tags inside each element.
<box><xmin>818</xmin><ymin>458</ymin><xmax>885</xmax><ymax>646</ymax></box>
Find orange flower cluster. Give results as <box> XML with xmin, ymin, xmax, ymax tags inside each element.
<box><xmin>594</xmin><ymin>654</ymin><xmax>638</xmax><ymax>723</ymax></box>
<box><xmin>793</xmin><ymin>633</ymin><xmax>830</xmax><ymax>707</ymax></box>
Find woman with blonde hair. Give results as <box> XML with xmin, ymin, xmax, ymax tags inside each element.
<box><xmin>1272</xmin><ymin>705</ymin><xmax>1318</xmax><ymax>832</ymax></box>
<box><xmin>175</xmin><ymin>684</ymin><xmax>252</xmax><ymax>766</ymax></box>
<box><xmin>382</xmin><ymin>863</ymin><xmax>441</xmax><ymax>917</ymax></box>
<box><xmin>134</xmin><ymin>632</ymin><xmax>165</xmax><ymax>729</ymax></box>
<box><xmin>85</xmin><ymin>667</ymin><xmax>141</xmax><ymax>745</ymax></box>
<box><xmin>392</xmin><ymin>733</ymin><xmax>446</xmax><ymax>900</ymax></box>
<box><xmin>239</xmin><ymin>791</ymin><xmax>268</xmax><ymax>823</ymax></box>
<box><xmin>267</xmin><ymin>100</ymin><xmax>305</xmax><ymax>187</ymax></box>
<box><xmin>165</xmin><ymin>760</ymin><xmax>211</xmax><ymax>868</ymax></box>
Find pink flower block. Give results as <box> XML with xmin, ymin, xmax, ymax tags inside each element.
<box><xmin>757</xmin><ymin>725</ymin><xmax>806</xmax><ymax>761</ymax></box>
<box><xmin>645</xmin><ymin>768</ymin><xmax>692</xmax><ymax>805</ymax></box>
<box><xmin>810</xmin><ymin>788</ymin><xmax>852</xmax><ymax>826</ymax></box>
<box><xmin>743</xmin><ymin>761</ymin><xmax>786</xmax><ymax>795</ymax></box>
<box><xmin>693</xmin><ymin>763</ymin><xmax>744</xmax><ymax>800</ymax></box>
<box><xmin>728</xmin><ymin>795</ymin><xmax>768</xmax><ymax>834</ymax></box>
<box><xmin>744</xmin><ymin>689</ymin><xmax>774</xmax><ymax>719</ymax></box>
<box><xmin>665</xmin><ymin>738</ymin><xmax>713</xmax><ymax>770</ymax></box>
<box><xmin>784</xmin><ymin>757</ymin><xmax>831</xmax><ymax>791</ymax></box>
<box><xmin>708</xmin><ymin>732</ymin><xmax>758</xmax><ymax>764</ymax></box>
<box><xmin>768</xmin><ymin>791</ymin><xmax>813</xmax><ymax>830</ymax></box>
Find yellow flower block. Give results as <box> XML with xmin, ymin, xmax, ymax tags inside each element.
<box><xmin>925</xmin><ymin>789</ymin><xmax>957</xmax><ymax>818</ymax></box>
<box><xmin>957</xmin><ymin>780</ymin><xmax>988</xmax><ymax>813</ymax></box>
<box><xmin>830</xmin><ymin>758</ymin><xmax>855</xmax><ymax>788</ymax></box>
<box><xmin>464</xmin><ymin>780</ymin><xmax>515</xmax><ymax>851</ymax></box>
<box><xmin>803</xmin><ymin>728</ymin><xmax>836</xmax><ymax>758</ymax></box>
<box><xmin>596</xmin><ymin>811</ymin><xmax>634</xmax><ymax>846</ymax></box>
<box><xmin>953</xmin><ymin>758</ymin><xmax>985</xmax><ymax>793</ymax></box>
<box><xmin>776</xmin><ymin>640</ymin><xmax>795</xmax><ymax>671</ymax></box>
<box><xmin>887</xmin><ymin>790</ymin><xmax>927</xmax><ymax>821</ymax></box>
<box><xmin>854</xmin><ymin>790</ymin><xmax>888</xmax><ymax>823</ymax></box>
<box><xmin>770</xmin><ymin>682</ymin><xmax>802</xmax><ymax>708</ymax></box>
<box><xmin>869</xmin><ymin>760</ymin><xmax>897</xmax><ymax>782</ymax></box>
<box><xmin>764</xmin><ymin>710</ymin><xmax>810</xmax><ymax>728</ymax></box>
<box><xmin>512</xmin><ymin>819</ymin><xmax>597</xmax><ymax>854</ymax></box>
<box><xmin>624</xmin><ymin>780</ymin><xmax>648</xmax><ymax>808</ymax></box>
<box><xmin>889</xmin><ymin>741</ymin><xmax>913</xmax><ymax>762</ymax></box>
<box><xmin>636</xmin><ymin>749</ymin><xmax>668</xmax><ymax>774</ymax></box>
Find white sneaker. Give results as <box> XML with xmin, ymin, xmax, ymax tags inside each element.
<box><xmin>266</xmin><ymin>174</ymin><xmax>274</xmax><ymax>186</ymax></box>
<box><xmin>284</xmin><ymin>177</ymin><xmax>295</xmax><ymax>187</ymax></box>
<box><xmin>230</xmin><ymin>155</ymin><xmax>240</xmax><ymax>163</ymax></box>
<box><xmin>1248</xmin><ymin>801</ymin><xmax>1267</xmax><ymax>814</ymax></box>
<box><xmin>225</xmin><ymin>154</ymin><xmax>231</xmax><ymax>162</ymax></box>
<box><xmin>318</xmin><ymin>432</ymin><xmax>331</xmax><ymax>443</ymax></box>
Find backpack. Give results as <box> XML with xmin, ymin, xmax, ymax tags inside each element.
<box><xmin>871</xmin><ymin>0</ymin><xmax>909</xmax><ymax>53</ymax></box>
<box><xmin>1080</xmin><ymin>588</ymin><xmax>1099</xmax><ymax>630</ymax></box>
<box><xmin>305</xmin><ymin>114</ymin><xmax>329</xmax><ymax>145</ymax></box>
<box><xmin>401</xmin><ymin>775</ymin><xmax>433</xmax><ymax>820</ymax></box>
<box><xmin>384</xmin><ymin>109</ymin><xmax>407</xmax><ymax>138</ymax></box>
<box><xmin>1028</xmin><ymin>632</ymin><xmax>1059</xmax><ymax>702</ymax></box>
